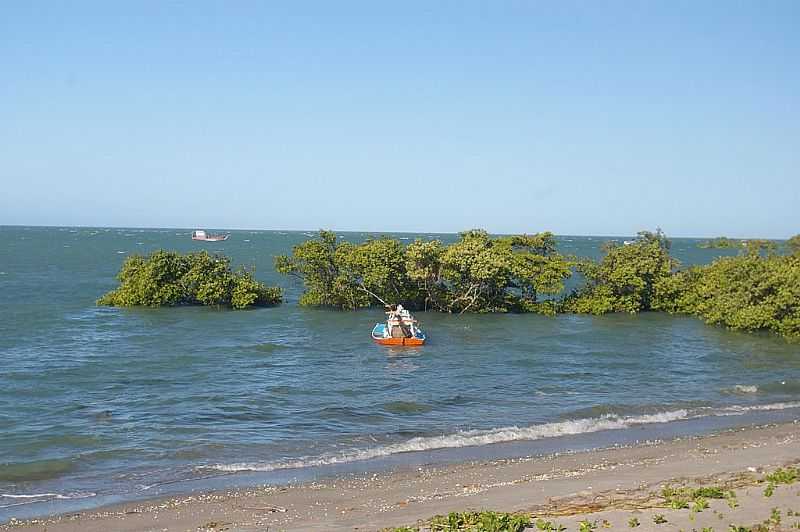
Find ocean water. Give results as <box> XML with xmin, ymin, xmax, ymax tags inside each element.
<box><xmin>1</xmin><ymin>226</ymin><xmax>799</xmax><ymax>521</ymax></box>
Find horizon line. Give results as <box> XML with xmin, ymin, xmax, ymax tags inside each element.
<box><xmin>0</xmin><ymin>223</ymin><xmax>790</xmax><ymax>241</ymax></box>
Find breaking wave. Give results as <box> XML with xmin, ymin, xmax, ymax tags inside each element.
<box><xmin>210</xmin><ymin>409</ymin><xmax>690</xmax><ymax>473</ymax></box>
<box><xmin>209</xmin><ymin>401</ymin><xmax>800</xmax><ymax>474</ymax></box>
<box><xmin>0</xmin><ymin>492</ymin><xmax>95</xmax><ymax>509</ymax></box>
<box><xmin>713</xmin><ymin>401</ymin><xmax>800</xmax><ymax>415</ymax></box>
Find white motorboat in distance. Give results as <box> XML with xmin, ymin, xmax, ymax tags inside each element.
<box><xmin>191</xmin><ymin>230</ymin><xmax>230</xmax><ymax>242</ymax></box>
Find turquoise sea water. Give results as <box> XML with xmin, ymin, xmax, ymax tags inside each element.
<box><xmin>1</xmin><ymin>226</ymin><xmax>799</xmax><ymax>521</ymax></box>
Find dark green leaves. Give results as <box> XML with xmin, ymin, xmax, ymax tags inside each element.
<box><xmin>276</xmin><ymin>229</ymin><xmax>800</xmax><ymax>340</ymax></box>
<box><xmin>98</xmin><ymin>250</ymin><xmax>281</xmax><ymax>310</ymax></box>
<box><xmin>276</xmin><ymin>230</ymin><xmax>572</xmax><ymax>313</ymax></box>
<box><xmin>565</xmin><ymin>229</ymin><xmax>675</xmax><ymax>314</ymax></box>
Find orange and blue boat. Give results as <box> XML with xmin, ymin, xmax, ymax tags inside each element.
<box><xmin>371</xmin><ymin>305</ymin><xmax>426</xmax><ymax>346</ymax></box>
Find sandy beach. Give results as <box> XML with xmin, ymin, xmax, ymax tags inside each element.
<box><xmin>2</xmin><ymin>421</ymin><xmax>799</xmax><ymax>531</ymax></box>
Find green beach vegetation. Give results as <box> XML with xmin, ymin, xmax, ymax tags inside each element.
<box><xmin>382</xmin><ymin>466</ymin><xmax>799</xmax><ymax>531</ymax></box>
<box><xmin>383</xmin><ymin>511</ymin><xmax>532</xmax><ymax>532</ymax></box>
<box><xmin>98</xmin><ymin>250</ymin><xmax>282</xmax><ymax>309</ymax></box>
<box><xmin>787</xmin><ymin>234</ymin><xmax>800</xmax><ymax>256</ymax></box>
<box><xmin>278</xmin><ymin>230</ymin><xmax>800</xmax><ymax>340</ymax></box>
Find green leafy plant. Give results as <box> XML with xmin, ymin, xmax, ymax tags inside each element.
<box><xmin>726</xmin><ymin>491</ymin><xmax>739</xmax><ymax>509</ymax></box>
<box><xmin>655</xmin><ymin>253</ymin><xmax>800</xmax><ymax>340</ymax></box>
<box><xmin>98</xmin><ymin>250</ymin><xmax>281</xmax><ymax>309</ymax></box>
<box><xmin>535</xmin><ymin>518</ymin><xmax>566</xmax><ymax>531</ymax></box>
<box><xmin>787</xmin><ymin>234</ymin><xmax>800</xmax><ymax>256</ymax></box>
<box><xmin>565</xmin><ymin>229</ymin><xmax>675</xmax><ymax>315</ymax></box>
<box><xmin>698</xmin><ymin>237</ymin><xmax>743</xmax><ymax>249</ymax></box>
<box><xmin>693</xmin><ymin>497</ymin><xmax>710</xmax><ymax>512</ymax></box>
<box><xmin>765</xmin><ymin>467</ymin><xmax>799</xmax><ymax>485</ymax></box>
<box><xmin>761</xmin><ymin>467</ymin><xmax>799</xmax><ymax>498</ymax></box>
<box><xmin>426</xmin><ymin>511</ymin><xmax>531</xmax><ymax>532</ymax></box>
<box><xmin>771</xmin><ymin>507</ymin><xmax>782</xmax><ymax>525</ymax></box>
<box><xmin>628</xmin><ymin>517</ymin><xmax>640</xmax><ymax>528</ymax></box>
<box><xmin>278</xmin><ymin>229</ymin><xmax>800</xmax><ymax>340</ymax></box>
<box><xmin>277</xmin><ymin>229</ymin><xmax>572</xmax><ymax>313</ymax></box>
<box><xmin>653</xmin><ymin>514</ymin><xmax>668</xmax><ymax>524</ymax></box>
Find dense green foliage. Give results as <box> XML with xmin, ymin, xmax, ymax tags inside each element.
<box><xmin>274</xmin><ymin>230</ymin><xmax>422</xmax><ymax>310</ymax></box>
<box><xmin>385</xmin><ymin>511</ymin><xmax>532</xmax><ymax>532</ymax></box>
<box><xmin>407</xmin><ymin>230</ymin><xmax>572</xmax><ymax>314</ymax></box>
<box><xmin>276</xmin><ymin>230</ymin><xmax>572</xmax><ymax>314</ymax></box>
<box><xmin>98</xmin><ymin>250</ymin><xmax>282</xmax><ymax>309</ymax></box>
<box><xmin>278</xmin><ymin>229</ymin><xmax>800</xmax><ymax>340</ymax></box>
<box><xmin>786</xmin><ymin>234</ymin><xmax>800</xmax><ymax>256</ymax></box>
<box><xmin>564</xmin><ymin>230</ymin><xmax>675</xmax><ymax>314</ymax></box>
<box><xmin>655</xmin><ymin>252</ymin><xmax>800</xmax><ymax>339</ymax></box>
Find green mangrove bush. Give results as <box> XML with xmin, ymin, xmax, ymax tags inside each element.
<box><xmin>787</xmin><ymin>234</ymin><xmax>800</xmax><ymax>256</ymax></box>
<box><xmin>655</xmin><ymin>252</ymin><xmax>800</xmax><ymax>340</ymax></box>
<box><xmin>98</xmin><ymin>250</ymin><xmax>282</xmax><ymax>309</ymax></box>
<box><xmin>698</xmin><ymin>236</ymin><xmax>743</xmax><ymax>249</ymax></box>
<box><xmin>564</xmin><ymin>230</ymin><xmax>675</xmax><ymax>314</ymax></box>
<box><xmin>277</xmin><ymin>229</ymin><xmax>800</xmax><ymax>340</ymax></box>
<box><xmin>275</xmin><ymin>230</ymin><xmax>572</xmax><ymax>314</ymax></box>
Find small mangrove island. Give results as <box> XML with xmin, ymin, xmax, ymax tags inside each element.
<box><xmin>697</xmin><ymin>236</ymin><xmax>744</xmax><ymax>249</ymax></box>
<box><xmin>98</xmin><ymin>250</ymin><xmax>282</xmax><ymax>309</ymax></box>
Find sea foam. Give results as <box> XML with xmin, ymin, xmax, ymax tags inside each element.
<box><xmin>0</xmin><ymin>492</ymin><xmax>95</xmax><ymax>509</ymax></box>
<box><xmin>210</xmin><ymin>409</ymin><xmax>690</xmax><ymax>473</ymax></box>
<box><xmin>210</xmin><ymin>401</ymin><xmax>800</xmax><ymax>474</ymax></box>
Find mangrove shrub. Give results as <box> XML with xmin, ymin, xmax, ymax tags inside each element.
<box><xmin>98</xmin><ymin>250</ymin><xmax>282</xmax><ymax>309</ymax></box>
<box><xmin>275</xmin><ymin>229</ymin><xmax>572</xmax><ymax>313</ymax></box>
<box><xmin>697</xmin><ymin>236</ymin><xmax>742</xmax><ymax>249</ymax></box>
<box><xmin>276</xmin><ymin>229</ymin><xmax>800</xmax><ymax>340</ymax></box>
<box><xmin>564</xmin><ymin>230</ymin><xmax>676</xmax><ymax>314</ymax></box>
<box><xmin>655</xmin><ymin>253</ymin><xmax>800</xmax><ymax>340</ymax></box>
<box><xmin>407</xmin><ymin>230</ymin><xmax>572</xmax><ymax>314</ymax></box>
<box><xmin>786</xmin><ymin>234</ymin><xmax>800</xmax><ymax>256</ymax></box>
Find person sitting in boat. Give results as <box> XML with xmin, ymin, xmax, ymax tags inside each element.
<box><xmin>381</xmin><ymin>304</ymin><xmax>408</xmax><ymax>338</ymax></box>
<box><xmin>394</xmin><ymin>305</ymin><xmax>415</xmax><ymax>338</ymax></box>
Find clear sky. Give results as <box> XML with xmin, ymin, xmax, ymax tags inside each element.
<box><xmin>1</xmin><ymin>1</ymin><xmax>798</xmax><ymax>238</ymax></box>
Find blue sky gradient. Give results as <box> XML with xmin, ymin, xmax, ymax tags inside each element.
<box><xmin>2</xmin><ymin>1</ymin><xmax>798</xmax><ymax>237</ymax></box>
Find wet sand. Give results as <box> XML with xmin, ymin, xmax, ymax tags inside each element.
<box><xmin>2</xmin><ymin>421</ymin><xmax>800</xmax><ymax>531</ymax></box>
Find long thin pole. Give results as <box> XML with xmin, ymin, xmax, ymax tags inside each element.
<box><xmin>358</xmin><ymin>283</ymin><xmax>390</xmax><ymax>307</ymax></box>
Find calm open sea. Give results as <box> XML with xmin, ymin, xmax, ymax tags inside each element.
<box><xmin>1</xmin><ymin>226</ymin><xmax>799</xmax><ymax>521</ymax></box>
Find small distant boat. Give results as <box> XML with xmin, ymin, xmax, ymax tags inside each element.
<box><xmin>191</xmin><ymin>230</ymin><xmax>230</xmax><ymax>242</ymax></box>
<box><xmin>372</xmin><ymin>305</ymin><xmax>426</xmax><ymax>346</ymax></box>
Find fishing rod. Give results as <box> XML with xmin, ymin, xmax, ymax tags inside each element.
<box><xmin>357</xmin><ymin>283</ymin><xmax>390</xmax><ymax>308</ymax></box>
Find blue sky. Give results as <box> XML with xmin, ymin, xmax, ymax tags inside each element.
<box><xmin>1</xmin><ymin>1</ymin><xmax>798</xmax><ymax>238</ymax></box>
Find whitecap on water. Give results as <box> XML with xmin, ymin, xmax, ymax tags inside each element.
<box><xmin>0</xmin><ymin>492</ymin><xmax>96</xmax><ymax>509</ymax></box>
<box><xmin>207</xmin><ymin>409</ymin><xmax>690</xmax><ymax>473</ymax></box>
<box><xmin>207</xmin><ymin>401</ymin><xmax>800</xmax><ymax>474</ymax></box>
